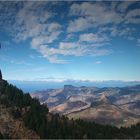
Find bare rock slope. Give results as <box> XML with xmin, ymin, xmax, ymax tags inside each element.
<box><xmin>31</xmin><ymin>85</ymin><xmax>140</xmax><ymax>126</ymax></box>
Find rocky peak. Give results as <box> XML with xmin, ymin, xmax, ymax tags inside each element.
<box><xmin>100</xmin><ymin>94</ymin><xmax>110</xmax><ymax>104</ymax></box>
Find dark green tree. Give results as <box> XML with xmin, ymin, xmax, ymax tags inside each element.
<box><xmin>0</xmin><ymin>69</ymin><xmax>2</xmax><ymax>80</ymax></box>
<box><xmin>0</xmin><ymin>132</ymin><xmax>3</xmax><ymax>139</ymax></box>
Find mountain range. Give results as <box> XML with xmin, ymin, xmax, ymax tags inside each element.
<box><xmin>31</xmin><ymin>85</ymin><xmax>140</xmax><ymax>127</ymax></box>
<box><xmin>9</xmin><ymin>80</ymin><xmax>140</xmax><ymax>92</ymax></box>
<box><xmin>1</xmin><ymin>78</ymin><xmax>140</xmax><ymax>139</ymax></box>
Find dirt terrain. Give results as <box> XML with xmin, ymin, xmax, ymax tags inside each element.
<box><xmin>0</xmin><ymin>105</ymin><xmax>39</xmax><ymax>139</ymax></box>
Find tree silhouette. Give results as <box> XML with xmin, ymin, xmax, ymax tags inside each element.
<box><xmin>0</xmin><ymin>69</ymin><xmax>2</xmax><ymax>80</ymax></box>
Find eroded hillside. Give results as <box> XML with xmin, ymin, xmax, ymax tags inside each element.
<box><xmin>32</xmin><ymin>85</ymin><xmax>140</xmax><ymax>127</ymax></box>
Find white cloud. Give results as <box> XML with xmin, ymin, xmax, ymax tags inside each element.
<box><xmin>33</xmin><ymin>45</ymin><xmax>70</xmax><ymax>64</ymax></box>
<box><xmin>47</xmin><ymin>22</ymin><xmax>61</xmax><ymax>33</ymax></box>
<box><xmin>98</xmin><ymin>25</ymin><xmax>135</xmax><ymax>39</ymax></box>
<box><xmin>68</xmin><ymin>1</ymin><xmax>140</xmax><ymax>36</ymax></box>
<box><xmin>126</xmin><ymin>9</ymin><xmax>140</xmax><ymax>19</ymax></box>
<box><xmin>65</xmin><ymin>33</ymin><xmax>76</xmax><ymax>41</ymax></box>
<box><xmin>59</xmin><ymin>42</ymin><xmax>78</xmax><ymax>49</ymax></box>
<box><xmin>110</xmin><ymin>1</ymin><xmax>119</xmax><ymax>10</ymax></box>
<box><xmin>125</xmin><ymin>9</ymin><xmax>140</xmax><ymax>24</ymax></box>
<box><xmin>0</xmin><ymin>2</ymin><xmax>20</xmax><ymax>28</ymax></box>
<box><xmin>31</xmin><ymin>41</ymin><xmax>111</xmax><ymax>64</ymax></box>
<box><xmin>68</xmin><ymin>2</ymin><xmax>123</xmax><ymax>33</ymax></box>
<box><xmin>79</xmin><ymin>33</ymin><xmax>109</xmax><ymax>43</ymax></box>
<box><xmin>9</xmin><ymin>1</ymin><xmax>62</xmax><ymax>42</ymax></box>
<box><xmin>67</xmin><ymin>17</ymin><xmax>92</xmax><ymax>32</ymax></box>
<box><xmin>116</xmin><ymin>1</ymin><xmax>137</xmax><ymax>13</ymax></box>
<box><xmin>1</xmin><ymin>1</ymin><xmax>139</xmax><ymax>64</ymax></box>
<box><xmin>31</xmin><ymin>31</ymin><xmax>61</xmax><ymax>49</ymax></box>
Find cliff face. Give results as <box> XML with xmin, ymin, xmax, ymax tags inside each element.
<box><xmin>0</xmin><ymin>104</ymin><xmax>39</xmax><ymax>139</ymax></box>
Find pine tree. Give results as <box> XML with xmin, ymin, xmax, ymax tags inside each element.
<box><xmin>0</xmin><ymin>69</ymin><xmax>2</xmax><ymax>80</ymax></box>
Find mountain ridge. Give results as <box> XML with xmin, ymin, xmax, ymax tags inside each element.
<box><xmin>1</xmin><ymin>79</ymin><xmax>140</xmax><ymax>138</ymax></box>
<box><xmin>9</xmin><ymin>80</ymin><xmax>140</xmax><ymax>92</ymax></box>
<box><xmin>31</xmin><ymin>84</ymin><xmax>140</xmax><ymax>127</ymax></box>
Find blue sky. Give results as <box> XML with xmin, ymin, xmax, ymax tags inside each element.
<box><xmin>0</xmin><ymin>1</ymin><xmax>140</xmax><ymax>82</ymax></box>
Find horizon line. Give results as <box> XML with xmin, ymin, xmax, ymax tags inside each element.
<box><xmin>7</xmin><ymin>79</ymin><xmax>140</xmax><ymax>83</ymax></box>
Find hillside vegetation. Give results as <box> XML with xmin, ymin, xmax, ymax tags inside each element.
<box><xmin>0</xmin><ymin>80</ymin><xmax>140</xmax><ymax>139</ymax></box>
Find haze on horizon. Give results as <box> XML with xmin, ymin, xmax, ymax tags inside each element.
<box><xmin>0</xmin><ymin>1</ymin><xmax>140</xmax><ymax>82</ymax></box>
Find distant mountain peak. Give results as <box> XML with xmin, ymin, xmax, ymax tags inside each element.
<box><xmin>64</xmin><ymin>85</ymin><xmax>75</xmax><ymax>90</ymax></box>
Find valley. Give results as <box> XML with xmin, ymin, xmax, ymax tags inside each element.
<box><xmin>31</xmin><ymin>85</ymin><xmax>140</xmax><ymax>127</ymax></box>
